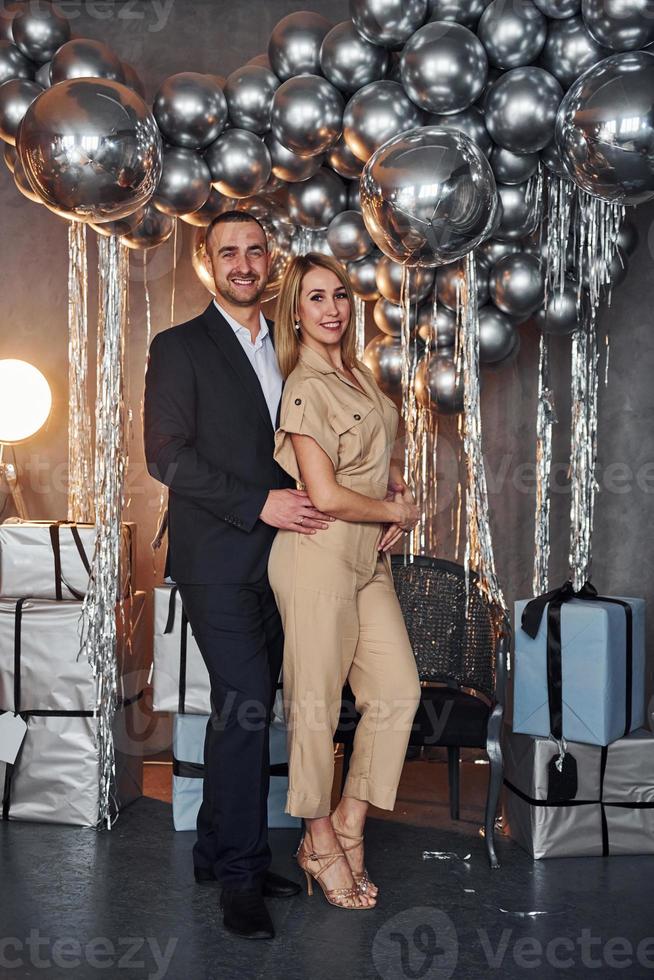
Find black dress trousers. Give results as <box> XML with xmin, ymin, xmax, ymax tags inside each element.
<box><xmin>177</xmin><ymin>575</ymin><xmax>284</xmax><ymax>890</ymax></box>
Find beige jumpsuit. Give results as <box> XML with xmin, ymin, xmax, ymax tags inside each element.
<box><xmin>268</xmin><ymin>344</ymin><xmax>421</xmax><ymax>819</ymax></box>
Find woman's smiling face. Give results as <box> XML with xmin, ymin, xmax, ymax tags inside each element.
<box><xmin>296</xmin><ymin>266</ymin><xmax>351</xmax><ymax>348</ymax></box>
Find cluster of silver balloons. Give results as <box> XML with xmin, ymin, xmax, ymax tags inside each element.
<box><xmin>0</xmin><ymin>0</ymin><xmax>650</xmax><ymax>407</ymax></box>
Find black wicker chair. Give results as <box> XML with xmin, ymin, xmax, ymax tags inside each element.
<box><xmin>334</xmin><ymin>555</ymin><xmax>511</xmax><ymax>869</ymax></box>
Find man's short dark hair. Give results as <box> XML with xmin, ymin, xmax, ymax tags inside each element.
<box><xmin>205</xmin><ymin>211</ymin><xmax>268</xmax><ymax>252</ymax></box>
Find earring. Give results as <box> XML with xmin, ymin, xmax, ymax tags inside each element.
<box><xmin>294</xmin><ymin>320</ymin><xmax>301</xmax><ymax>331</ymax></box>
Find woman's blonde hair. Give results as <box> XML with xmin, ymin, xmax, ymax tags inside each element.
<box><xmin>274</xmin><ymin>252</ymin><xmax>358</xmax><ymax>379</ymax></box>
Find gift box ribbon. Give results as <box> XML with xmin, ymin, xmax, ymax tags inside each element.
<box><xmin>2</xmin><ymin>598</ymin><xmax>144</xmax><ymax>821</ymax></box>
<box><xmin>504</xmin><ymin>742</ymin><xmax>654</xmax><ymax>857</ymax></box>
<box><xmin>521</xmin><ymin>580</ymin><xmax>634</xmax><ymax>742</ymax></box>
<box><xmin>163</xmin><ymin>587</ymin><xmax>191</xmax><ymax>715</ymax></box>
<box><xmin>172</xmin><ymin>757</ymin><xmax>288</xmax><ymax>780</ymax></box>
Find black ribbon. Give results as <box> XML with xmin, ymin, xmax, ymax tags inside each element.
<box><xmin>504</xmin><ymin>744</ymin><xmax>654</xmax><ymax>857</ymax></box>
<box><xmin>163</xmin><ymin>587</ymin><xmax>190</xmax><ymax>715</ymax></box>
<box><xmin>172</xmin><ymin>758</ymin><xmax>288</xmax><ymax>779</ymax></box>
<box><xmin>521</xmin><ymin>580</ymin><xmax>634</xmax><ymax>741</ymax></box>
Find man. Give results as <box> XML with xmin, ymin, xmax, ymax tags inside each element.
<box><xmin>143</xmin><ymin>212</ymin><xmax>330</xmax><ymax>940</ymax></box>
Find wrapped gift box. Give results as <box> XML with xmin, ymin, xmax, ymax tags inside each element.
<box><xmin>513</xmin><ymin>594</ymin><xmax>645</xmax><ymax>745</ymax></box>
<box><xmin>0</xmin><ymin>592</ymin><xmax>149</xmax><ymax>826</ymax></box>
<box><xmin>172</xmin><ymin>711</ymin><xmax>300</xmax><ymax>832</ymax></box>
<box><xmin>503</xmin><ymin>728</ymin><xmax>654</xmax><ymax>858</ymax></box>
<box><xmin>0</xmin><ymin>519</ymin><xmax>135</xmax><ymax>601</ymax></box>
<box><xmin>152</xmin><ymin>586</ymin><xmax>210</xmax><ymax>715</ymax></box>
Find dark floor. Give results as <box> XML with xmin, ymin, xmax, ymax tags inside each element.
<box><xmin>2</xmin><ymin>759</ymin><xmax>654</xmax><ymax>980</ymax></box>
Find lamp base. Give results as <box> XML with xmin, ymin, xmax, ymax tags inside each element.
<box><xmin>0</xmin><ymin>460</ymin><xmax>29</xmax><ymax>521</ymax></box>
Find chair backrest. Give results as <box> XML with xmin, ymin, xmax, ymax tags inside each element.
<box><xmin>391</xmin><ymin>555</ymin><xmax>497</xmax><ymax>701</ymax></box>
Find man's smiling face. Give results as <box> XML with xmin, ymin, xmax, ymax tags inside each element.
<box><xmin>204</xmin><ymin>218</ymin><xmax>271</xmax><ymax>308</ymax></box>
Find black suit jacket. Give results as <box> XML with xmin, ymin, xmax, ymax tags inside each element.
<box><xmin>143</xmin><ymin>302</ymin><xmax>294</xmax><ymax>585</ymax></box>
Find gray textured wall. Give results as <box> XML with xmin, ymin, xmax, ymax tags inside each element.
<box><xmin>1</xmin><ymin>0</ymin><xmax>653</xmax><ymax>707</ymax></box>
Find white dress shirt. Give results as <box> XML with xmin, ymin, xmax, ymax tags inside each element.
<box><xmin>213</xmin><ymin>299</ymin><xmax>283</xmax><ymax>427</ymax></box>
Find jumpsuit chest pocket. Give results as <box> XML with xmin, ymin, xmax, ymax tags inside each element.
<box><xmin>329</xmin><ymin>403</ymin><xmax>376</xmax><ymax>466</ymax></box>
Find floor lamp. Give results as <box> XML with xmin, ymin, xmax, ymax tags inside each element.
<box><xmin>0</xmin><ymin>359</ymin><xmax>53</xmax><ymax>521</ymax></box>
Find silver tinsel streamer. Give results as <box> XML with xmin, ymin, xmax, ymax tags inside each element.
<box><xmin>67</xmin><ymin>221</ymin><xmax>94</xmax><ymax>523</ymax></box>
<box><xmin>568</xmin><ymin>314</ymin><xmax>599</xmax><ymax>590</ymax></box>
<box><xmin>354</xmin><ymin>295</ymin><xmax>366</xmax><ymax>360</ymax></box>
<box><xmin>81</xmin><ymin>235</ymin><xmax>130</xmax><ymax>829</ymax></box>
<box><xmin>533</xmin><ymin>332</ymin><xmax>557</xmax><ymax>596</ymax></box>
<box><xmin>400</xmin><ymin>266</ymin><xmax>420</xmax><ymax>559</ymax></box>
<box><xmin>459</xmin><ymin>252</ymin><xmax>508</xmax><ymax>619</ymax></box>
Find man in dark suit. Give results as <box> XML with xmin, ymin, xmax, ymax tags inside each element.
<box><xmin>143</xmin><ymin>211</ymin><xmax>330</xmax><ymax>940</ymax></box>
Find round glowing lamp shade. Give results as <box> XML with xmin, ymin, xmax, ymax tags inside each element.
<box><xmin>0</xmin><ymin>359</ymin><xmax>52</xmax><ymax>444</ymax></box>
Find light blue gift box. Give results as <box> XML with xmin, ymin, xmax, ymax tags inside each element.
<box><xmin>513</xmin><ymin>596</ymin><xmax>646</xmax><ymax>746</ymax></box>
<box><xmin>172</xmin><ymin>713</ymin><xmax>301</xmax><ymax>831</ymax></box>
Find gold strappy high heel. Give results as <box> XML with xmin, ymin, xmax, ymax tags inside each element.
<box><xmin>296</xmin><ymin>835</ymin><xmax>373</xmax><ymax>910</ymax></box>
<box><xmin>330</xmin><ymin>821</ymin><xmax>378</xmax><ymax>897</ymax></box>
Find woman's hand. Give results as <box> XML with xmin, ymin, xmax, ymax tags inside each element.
<box><xmin>379</xmin><ymin>490</ymin><xmax>420</xmax><ymax>552</ymax></box>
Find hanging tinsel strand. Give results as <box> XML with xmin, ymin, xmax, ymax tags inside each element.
<box><xmin>354</xmin><ymin>295</ymin><xmax>366</xmax><ymax>360</ymax></box>
<box><xmin>533</xmin><ymin>332</ymin><xmax>557</xmax><ymax>596</ymax></box>
<box><xmin>67</xmin><ymin>221</ymin><xmax>94</xmax><ymax>523</ymax></box>
<box><xmin>81</xmin><ymin>235</ymin><xmax>130</xmax><ymax>830</ymax></box>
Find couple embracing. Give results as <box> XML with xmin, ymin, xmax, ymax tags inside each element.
<box><xmin>144</xmin><ymin>211</ymin><xmax>421</xmax><ymax>940</ymax></box>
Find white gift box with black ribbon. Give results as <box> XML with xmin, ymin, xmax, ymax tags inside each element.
<box><xmin>0</xmin><ymin>519</ymin><xmax>135</xmax><ymax>601</ymax></box>
<box><xmin>171</xmin><ymin>707</ymin><xmax>300</xmax><ymax>832</ymax></box>
<box><xmin>0</xmin><ymin>592</ymin><xmax>149</xmax><ymax>826</ymax></box>
<box><xmin>151</xmin><ymin>585</ymin><xmax>210</xmax><ymax>715</ymax></box>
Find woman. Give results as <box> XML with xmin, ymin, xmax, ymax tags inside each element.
<box><xmin>268</xmin><ymin>253</ymin><xmax>422</xmax><ymax>910</ymax></box>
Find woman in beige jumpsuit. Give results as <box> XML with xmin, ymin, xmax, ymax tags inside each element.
<box><xmin>268</xmin><ymin>253</ymin><xmax>421</xmax><ymax>910</ymax></box>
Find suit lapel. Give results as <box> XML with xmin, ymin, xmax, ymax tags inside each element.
<box><xmin>201</xmin><ymin>303</ymin><xmax>273</xmax><ymax>433</ymax></box>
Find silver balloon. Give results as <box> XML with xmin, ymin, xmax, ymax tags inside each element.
<box><xmin>581</xmin><ymin>0</ymin><xmax>654</xmax><ymax>51</ymax></box>
<box><xmin>478</xmin><ymin>305</ymin><xmax>516</xmax><ymax>362</ymax></box>
<box><xmin>348</xmin><ymin>179</ymin><xmax>362</xmax><ymax>211</ymax></box>
<box><xmin>320</xmin><ymin>20</ymin><xmax>388</xmax><ymax>94</ymax></box>
<box><xmin>493</xmin><ymin>184</ymin><xmax>538</xmax><ymax>241</ymax></box>
<box><xmin>122</xmin><ymin>62</ymin><xmax>146</xmax><ymax>100</ymax></box>
<box><xmin>90</xmin><ymin>207</ymin><xmax>146</xmax><ymax>238</ymax></box>
<box><xmin>327</xmin><ymin>209</ymin><xmax>373</xmax><ymax>260</ymax></box>
<box><xmin>224</xmin><ymin>65</ymin><xmax>279</xmax><ymax>135</ymax></box>
<box><xmin>436</xmin><ymin>258</ymin><xmax>489</xmax><ymax>309</ymax></box>
<box><xmin>485</xmin><ymin>67</ymin><xmax>563</xmax><ymax>153</ymax></box>
<box><xmin>153</xmin><ymin>146</ymin><xmax>211</xmax><ymax>216</ymax></box>
<box><xmin>347</xmin><ymin>249</ymin><xmax>381</xmax><ymax>300</ymax></box>
<box><xmin>180</xmin><ymin>187</ymin><xmax>237</xmax><ymax>227</ymax></box>
<box><xmin>120</xmin><ymin>204</ymin><xmax>175</xmax><ymax>250</ymax></box>
<box><xmin>268</xmin><ymin>11</ymin><xmax>332</xmax><ymax>80</ymax></box>
<box><xmin>3</xmin><ymin>140</ymin><xmax>17</xmax><ymax>171</ymax></box>
<box><xmin>11</xmin><ymin>4</ymin><xmax>70</xmax><ymax>65</ymax></box>
<box><xmin>477</xmin><ymin>0</ymin><xmax>547</xmax><ymax>68</ymax></box>
<box><xmin>249</xmin><ymin>53</ymin><xmax>272</xmax><ymax>70</ymax></box>
<box><xmin>19</xmin><ymin>78</ymin><xmax>163</xmax><ymax>222</ymax></box>
<box><xmin>490</xmin><ymin>145</ymin><xmax>539</xmax><ymax>185</ymax></box>
<box><xmin>373</xmin><ymin>296</ymin><xmax>426</xmax><ymax>336</ymax></box>
<box><xmin>401</xmin><ymin>21</ymin><xmax>488</xmax><ymax>114</ymax></box>
<box><xmin>476</xmin><ymin>238</ymin><xmax>521</xmax><ymax>266</ymax></box>
<box><xmin>427</xmin><ymin>105</ymin><xmax>492</xmax><ymax>155</ymax></box>
<box><xmin>35</xmin><ymin>60</ymin><xmax>51</xmax><ymax>89</ymax></box>
<box><xmin>617</xmin><ymin>220</ymin><xmax>639</xmax><ymax>255</ymax></box>
<box><xmin>489</xmin><ymin>252</ymin><xmax>545</xmax><ymax>318</ymax></box>
<box><xmin>363</xmin><ymin>333</ymin><xmax>417</xmax><ymax>400</ymax></box>
<box><xmin>287</xmin><ymin>167</ymin><xmax>347</xmax><ymax>228</ymax></box>
<box><xmin>360</xmin><ymin>126</ymin><xmax>498</xmax><ymax>267</ymax></box>
<box><xmin>541</xmin><ymin>16</ymin><xmax>610</xmax><ymax>89</ymax></box>
<box><xmin>351</xmin><ymin>0</ymin><xmax>428</xmax><ymax>49</ymax></box>
<box><xmin>13</xmin><ymin>151</ymin><xmax>40</xmax><ymax>202</ymax></box>
<box><xmin>532</xmin><ymin>0</ymin><xmax>581</xmax><ymax>16</ymax></box>
<box><xmin>531</xmin><ymin>277</ymin><xmax>580</xmax><ymax>334</ymax></box>
<box><xmin>427</xmin><ymin>0</ymin><xmax>491</xmax><ymax>28</ymax></box>
<box><xmin>264</xmin><ymin>131</ymin><xmax>324</xmax><ymax>182</ymax></box>
<box><xmin>327</xmin><ymin>137</ymin><xmax>363</xmax><ymax>178</ymax></box>
<box><xmin>415</xmin><ymin>351</ymin><xmax>464</xmax><ymax>414</ymax></box>
<box><xmin>271</xmin><ymin>75</ymin><xmax>343</xmax><ymax>158</ymax></box>
<box><xmin>0</xmin><ymin>77</ymin><xmax>41</xmax><ymax>144</ymax></box>
<box><xmin>555</xmin><ymin>50</ymin><xmax>654</xmax><ymax>205</ymax></box>
<box><xmin>416</xmin><ymin>303</ymin><xmax>457</xmax><ymax>348</ymax></box>
<box><xmin>204</xmin><ymin>129</ymin><xmax>271</xmax><ymax>199</ymax></box>
<box><xmin>540</xmin><ymin>139</ymin><xmax>567</xmax><ymax>177</ymax></box>
<box><xmin>50</xmin><ymin>39</ymin><xmax>125</xmax><ymax>84</ymax></box>
<box><xmin>580</xmin><ymin>246</ymin><xmax>628</xmax><ymax>289</ymax></box>
<box><xmin>343</xmin><ymin>80</ymin><xmax>423</xmax><ymax>162</ymax></box>
<box><xmin>154</xmin><ymin>73</ymin><xmax>227</xmax><ymax>150</ymax></box>
<box><xmin>376</xmin><ymin>255</ymin><xmax>435</xmax><ymax>303</ymax></box>
<box><xmin>0</xmin><ymin>40</ymin><xmax>34</xmax><ymax>84</ymax></box>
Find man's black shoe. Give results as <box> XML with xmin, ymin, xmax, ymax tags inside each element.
<box><xmin>220</xmin><ymin>888</ymin><xmax>275</xmax><ymax>940</ymax></box>
<box><xmin>195</xmin><ymin>867</ymin><xmax>301</xmax><ymax>898</ymax></box>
